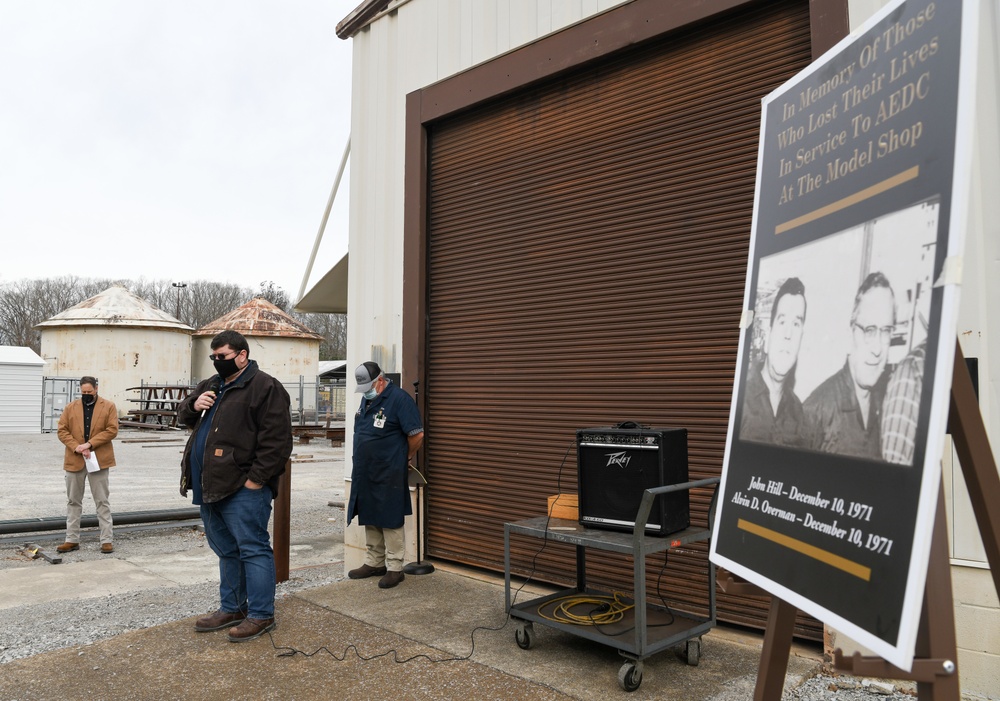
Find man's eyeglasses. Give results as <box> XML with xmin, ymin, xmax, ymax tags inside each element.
<box><xmin>209</xmin><ymin>352</ymin><xmax>239</xmax><ymax>361</ymax></box>
<box><xmin>853</xmin><ymin>323</ymin><xmax>894</xmax><ymax>344</ymax></box>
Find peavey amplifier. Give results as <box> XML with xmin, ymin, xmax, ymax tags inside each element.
<box><xmin>577</xmin><ymin>426</ymin><xmax>689</xmax><ymax>536</ymax></box>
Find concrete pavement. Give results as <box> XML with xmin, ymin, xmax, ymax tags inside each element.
<box><xmin>0</xmin><ymin>430</ymin><xmax>827</xmax><ymax>699</ymax></box>
<box><xmin>0</xmin><ymin>540</ymin><xmax>825</xmax><ymax>700</ymax></box>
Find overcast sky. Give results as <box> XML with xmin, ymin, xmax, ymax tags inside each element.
<box><xmin>0</xmin><ymin>1</ymin><xmax>355</xmax><ymax>302</ymax></box>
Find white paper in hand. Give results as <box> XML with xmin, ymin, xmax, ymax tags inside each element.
<box><xmin>84</xmin><ymin>452</ymin><xmax>100</xmax><ymax>473</ymax></box>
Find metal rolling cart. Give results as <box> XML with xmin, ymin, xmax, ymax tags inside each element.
<box><xmin>504</xmin><ymin>478</ymin><xmax>720</xmax><ymax>692</ymax></box>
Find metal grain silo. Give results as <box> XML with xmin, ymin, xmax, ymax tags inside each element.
<box><xmin>35</xmin><ymin>286</ymin><xmax>194</xmax><ymax>417</ymax></box>
<box><xmin>192</xmin><ymin>298</ymin><xmax>322</xmax><ymax>421</ymax></box>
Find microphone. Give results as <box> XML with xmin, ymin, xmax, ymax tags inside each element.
<box><xmin>200</xmin><ymin>378</ymin><xmax>222</xmax><ymax>419</ymax></box>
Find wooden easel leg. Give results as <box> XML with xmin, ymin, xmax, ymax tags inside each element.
<box><xmin>747</xmin><ymin>341</ymin><xmax>997</xmax><ymax>699</ymax></box>
<box><xmin>949</xmin><ymin>342</ymin><xmax>1000</xmax><ymax>592</ymax></box>
<box><xmin>914</xmin><ymin>486</ymin><xmax>960</xmax><ymax>701</ymax></box>
<box><xmin>830</xmin><ymin>484</ymin><xmax>961</xmax><ymax>697</ymax></box>
<box><xmin>754</xmin><ymin>597</ymin><xmax>798</xmax><ymax>701</ymax></box>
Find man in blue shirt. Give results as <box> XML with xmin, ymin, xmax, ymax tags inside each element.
<box><xmin>347</xmin><ymin>361</ymin><xmax>424</xmax><ymax>589</ymax></box>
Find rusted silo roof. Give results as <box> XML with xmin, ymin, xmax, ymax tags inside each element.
<box><xmin>34</xmin><ymin>285</ymin><xmax>193</xmax><ymax>331</ymax></box>
<box><xmin>195</xmin><ymin>297</ymin><xmax>323</xmax><ymax>340</ymax></box>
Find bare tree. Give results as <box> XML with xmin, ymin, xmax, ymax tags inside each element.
<box><xmin>257</xmin><ymin>281</ymin><xmax>290</xmax><ymax>310</ymax></box>
<box><xmin>0</xmin><ymin>276</ymin><xmax>127</xmax><ymax>350</ymax></box>
<box><xmin>0</xmin><ymin>280</ymin><xmax>43</xmax><ymax>348</ymax></box>
<box><xmin>180</xmin><ymin>281</ymin><xmax>249</xmax><ymax>330</ymax></box>
<box><xmin>128</xmin><ymin>279</ymin><xmax>179</xmax><ymax>318</ymax></box>
<box><xmin>121</xmin><ymin>278</ymin><xmax>251</xmax><ymax>329</ymax></box>
<box><xmin>292</xmin><ymin>311</ymin><xmax>347</xmax><ymax>360</ymax></box>
<box><xmin>0</xmin><ymin>277</ymin><xmax>346</xmax><ymax>360</ymax></box>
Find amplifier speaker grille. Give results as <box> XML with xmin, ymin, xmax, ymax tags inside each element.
<box><xmin>576</xmin><ymin>426</ymin><xmax>689</xmax><ymax>536</ymax></box>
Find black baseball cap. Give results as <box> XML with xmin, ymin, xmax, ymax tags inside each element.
<box><xmin>354</xmin><ymin>361</ymin><xmax>382</xmax><ymax>393</ymax></box>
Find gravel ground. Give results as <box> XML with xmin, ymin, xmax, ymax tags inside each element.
<box><xmin>0</xmin><ymin>431</ymin><xmax>929</xmax><ymax>698</ymax></box>
<box><xmin>788</xmin><ymin>675</ymin><xmax>917</xmax><ymax>699</ymax></box>
<box><xmin>0</xmin><ymin>429</ymin><xmax>347</xmax><ymax>666</ymax></box>
<box><xmin>0</xmin><ymin>504</ymin><xmax>345</xmax><ymax>665</ymax></box>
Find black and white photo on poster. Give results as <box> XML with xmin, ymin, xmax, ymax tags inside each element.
<box><xmin>739</xmin><ymin>198</ymin><xmax>938</xmax><ymax>466</ymax></box>
<box><xmin>710</xmin><ymin>0</ymin><xmax>978</xmax><ymax>671</ymax></box>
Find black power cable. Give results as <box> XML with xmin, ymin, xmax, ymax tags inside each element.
<box><xmin>262</xmin><ymin>438</ymin><xmax>580</xmax><ymax>665</ymax></box>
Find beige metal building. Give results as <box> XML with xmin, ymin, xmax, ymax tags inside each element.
<box><xmin>308</xmin><ymin>1</ymin><xmax>999</xmax><ymax>695</ymax></box>
<box><xmin>36</xmin><ymin>286</ymin><xmax>194</xmax><ymax>416</ymax></box>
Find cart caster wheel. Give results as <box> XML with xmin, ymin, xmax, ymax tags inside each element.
<box><xmin>514</xmin><ymin>623</ymin><xmax>535</xmax><ymax>650</ymax></box>
<box><xmin>618</xmin><ymin>661</ymin><xmax>643</xmax><ymax>692</ymax></box>
<box><xmin>685</xmin><ymin>639</ymin><xmax>701</xmax><ymax>666</ymax></box>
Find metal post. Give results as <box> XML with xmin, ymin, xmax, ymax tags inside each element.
<box><xmin>171</xmin><ymin>282</ymin><xmax>187</xmax><ymax>320</ymax></box>
<box><xmin>404</xmin><ymin>379</ymin><xmax>434</xmax><ymax>575</ymax></box>
<box><xmin>298</xmin><ymin>375</ymin><xmax>305</xmax><ymax>426</ymax></box>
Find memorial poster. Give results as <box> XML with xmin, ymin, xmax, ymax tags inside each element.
<box><xmin>709</xmin><ymin>0</ymin><xmax>978</xmax><ymax>670</ymax></box>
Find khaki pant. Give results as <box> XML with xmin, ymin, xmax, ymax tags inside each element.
<box><xmin>65</xmin><ymin>469</ymin><xmax>113</xmax><ymax>545</ymax></box>
<box><xmin>364</xmin><ymin>525</ymin><xmax>404</xmax><ymax>572</ymax></box>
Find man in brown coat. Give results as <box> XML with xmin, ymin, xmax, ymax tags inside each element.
<box><xmin>56</xmin><ymin>376</ymin><xmax>119</xmax><ymax>553</ymax></box>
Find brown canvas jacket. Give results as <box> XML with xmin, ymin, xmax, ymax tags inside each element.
<box><xmin>57</xmin><ymin>396</ymin><xmax>119</xmax><ymax>472</ymax></box>
<box><xmin>178</xmin><ymin>360</ymin><xmax>292</xmax><ymax>503</ymax></box>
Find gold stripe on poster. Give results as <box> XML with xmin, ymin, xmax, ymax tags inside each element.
<box><xmin>738</xmin><ymin>518</ymin><xmax>872</xmax><ymax>581</ymax></box>
<box><xmin>775</xmin><ymin>166</ymin><xmax>920</xmax><ymax>235</ymax></box>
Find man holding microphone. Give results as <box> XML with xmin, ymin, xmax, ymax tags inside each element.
<box><xmin>178</xmin><ymin>330</ymin><xmax>292</xmax><ymax>642</ymax></box>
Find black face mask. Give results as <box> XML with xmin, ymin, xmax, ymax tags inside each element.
<box><xmin>213</xmin><ymin>357</ymin><xmax>240</xmax><ymax>379</ymax></box>
<box><xmin>82</xmin><ymin>394</ymin><xmax>97</xmax><ymax>406</ymax></box>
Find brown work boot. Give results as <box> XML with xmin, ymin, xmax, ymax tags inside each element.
<box><xmin>378</xmin><ymin>570</ymin><xmax>405</xmax><ymax>589</ymax></box>
<box><xmin>227</xmin><ymin>617</ymin><xmax>276</xmax><ymax>643</ymax></box>
<box><xmin>100</xmin><ymin>543</ymin><xmax>114</xmax><ymax>554</ymax></box>
<box><xmin>194</xmin><ymin>609</ymin><xmax>247</xmax><ymax>632</ymax></box>
<box><xmin>348</xmin><ymin>563</ymin><xmax>387</xmax><ymax>579</ymax></box>
<box><xmin>55</xmin><ymin>542</ymin><xmax>79</xmax><ymax>553</ymax></box>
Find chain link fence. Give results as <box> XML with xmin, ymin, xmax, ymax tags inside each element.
<box><xmin>283</xmin><ymin>377</ymin><xmax>347</xmax><ymax>425</ymax></box>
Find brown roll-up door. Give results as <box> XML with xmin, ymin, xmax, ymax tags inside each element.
<box><xmin>424</xmin><ymin>0</ymin><xmax>821</xmax><ymax>640</ymax></box>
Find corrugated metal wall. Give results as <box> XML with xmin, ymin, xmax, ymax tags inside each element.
<box><xmin>0</xmin><ymin>353</ymin><xmax>44</xmax><ymax>434</ymax></box>
<box><xmin>423</xmin><ymin>1</ymin><xmax>822</xmax><ymax>638</ymax></box>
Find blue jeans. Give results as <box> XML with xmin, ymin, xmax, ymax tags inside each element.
<box><xmin>200</xmin><ymin>486</ymin><xmax>275</xmax><ymax>620</ymax></box>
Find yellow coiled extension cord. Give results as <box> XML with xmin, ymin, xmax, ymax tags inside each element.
<box><xmin>537</xmin><ymin>591</ymin><xmax>635</xmax><ymax>626</ymax></box>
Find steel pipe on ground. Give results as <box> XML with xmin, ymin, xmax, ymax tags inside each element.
<box><xmin>0</xmin><ymin>509</ymin><xmax>202</xmax><ymax>535</ymax></box>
